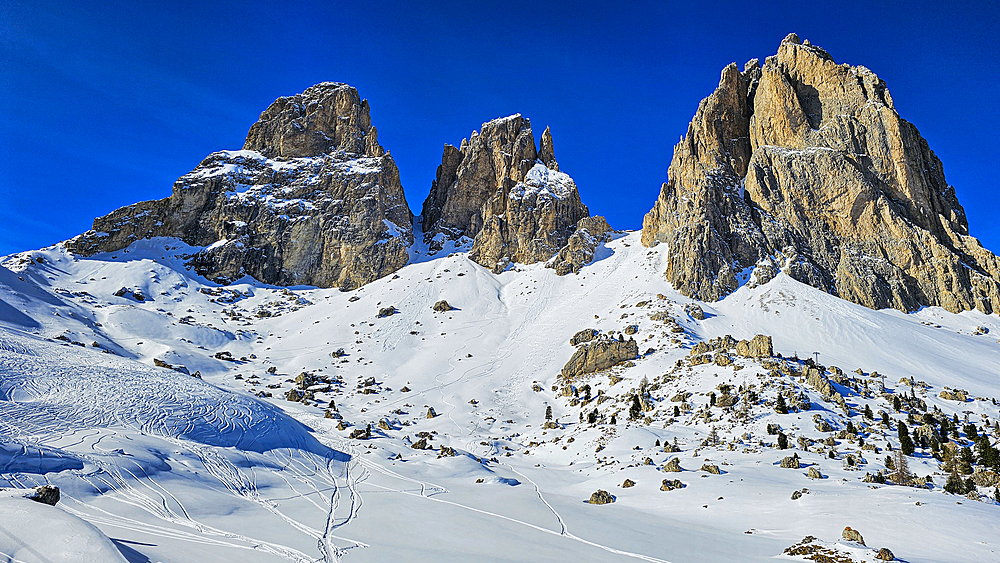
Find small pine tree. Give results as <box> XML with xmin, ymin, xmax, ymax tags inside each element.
<box><xmin>775</xmin><ymin>394</ymin><xmax>788</xmax><ymax>415</ymax></box>
<box><xmin>545</xmin><ymin>405</ymin><xmax>553</xmax><ymax>421</ymax></box>
<box><xmin>960</xmin><ymin>446</ymin><xmax>975</xmax><ymax>474</ymax></box>
<box><xmin>610</xmin><ymin>414</ymin><xmax>617</xmax><ymax>425</ymax></box>
<box><xmin>629</xmin><ymin>395</ymin><xmax>642</xmax><ymax>420</ymax></box>
<box><xmin>898</xmin><ymin>421</ymin><xmax>915</xmax><ymax>456</ymax></box>
<box><xmin>588</xmin><ymin>409</ymin><xmax>598</xmax><ymax>424</ymax></box>
<box><xmin>709</xmin><ymin>392</ymin><xmax>716</xmax><ymax>407</ymax></box>
<box><xmin>939</xmin><ymin>418</ymin><xmax>950</xmax><ymax>441</ymax></box>
<box><xmin>885</xmin><ymin>455</ymin><xmax>894</xmax><ymax>470</ymax></box>
<box><xmin>673</xmin><ymin>405</ymin><xmax>680</xmax><ymax>417</ymax></box>
<box><xmin>995</xmin><ymin>487</ymin><xmax>1000</xmax><ymax>503</ymax></box>
<box><xmin>655</xmin><ymin>439</ymin><xmax>661</xmax><ymax>447</ymax></box>
<box><xmin>882</xmin><ymin>411</ymin><xmax>891</xmax><ymax>426</ymax></box>
<box><xmin>582</xmin><ymin>384</ymin><xmax>592</xmax><ymax>402</ymax></box>
<box><xmin>893</xmin><ymin>395</ymin><xmax>902</xmax><ymax>412</ymax></box>
<box><xmin>846</xmin><ymin>421</ymin><xmax>856</xmax><ymax>434</ymax></box>
<box><xmin>965</xmin><ymin>478</ymin><xmax>977</xmax><ymax>495</ymax></box>
<box><xmin>945</xmin><ymin>469</ymin><xmax>965</xmax><ymax>494</ymax></box>
<box><xmin>777</xmin><ymin>432</ymin><xmax>789</xmax><ymax>450</ymax></box>
<box><xmin>864</xmin><ymin>404</ymin><xmax>873</xmax><ymax>420</ymax></box>
<box><xmin>976</xmin><ymin>435</ymin><xmax>1000</xmax><ymax>469</ymax></box>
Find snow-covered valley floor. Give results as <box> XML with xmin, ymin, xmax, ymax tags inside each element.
<box><xmin>1</xmin><ymin>231</ymin><xmax>998</xmax><ymax>562</ymax></box>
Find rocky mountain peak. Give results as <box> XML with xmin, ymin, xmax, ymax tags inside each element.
<box><xmin>243</xmin><ymin>82</ymin><xmax>385</xmax><ymax>159</ymax></box>
<box><xmin>69</xmin><ymin>82</ymin><xmax>411</xmax><ymax>290</ymax></box>
<box><xmin>421</xmin><ymin>116</ymin><xmax>610</xmax><ymax>273</ymax></box>
<box><xmin>642</xmin><ymin>35</ymin><xmax>1000</xmax><ymax>313</ymax></box>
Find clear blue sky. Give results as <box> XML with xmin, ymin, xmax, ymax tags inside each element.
<box><xmin>1</xmin><ymin>1</ymin><xmax>998</xmax><ymax>255</ymax></box>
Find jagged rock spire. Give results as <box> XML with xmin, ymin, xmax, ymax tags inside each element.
<box><xmin>642</xmin><ymin>35</ymin><xmax>1000</xmax><ymax>313</ymax></box>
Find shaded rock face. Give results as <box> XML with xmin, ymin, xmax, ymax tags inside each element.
<box><xmin>68</xmin><ymin>83</ymin><xmax>412</xmax><ymax>290</ymax></box>
<box><xmin>547</xmin><ymin>216</ymin><xmax>613</xmax><ymax>275</ymax></box>
<box><xmin>642</xmin><ymin>34</ymin><xmax>1000</xmax><ymax>313</ymax></box>
<box><xmin>420</xmin><ymin>115</ymin><xmax>603</xmax><ymax>273</ymax></box>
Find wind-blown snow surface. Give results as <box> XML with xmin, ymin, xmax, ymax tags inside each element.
<box><xmin>0</xmin><ymin>231</ymin><xmax>997</xmax><ymax>562</ymax></box>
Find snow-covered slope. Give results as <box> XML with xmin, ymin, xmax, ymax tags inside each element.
<box><xmin>0</xmin><ymin>231</ymin><xmax>998</xmax><ymax>562</ymax></box>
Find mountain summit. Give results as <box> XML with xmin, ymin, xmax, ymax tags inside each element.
<box><xmin>642</xmin><ymin>33</ymin><xmax>1000</xmax><ymax>313</ymax></box>
<box><xmin>420</xmin><ymin>114</ymin><xmax>611</xmax><ymax>274</ymax></box>
<box><xmin>68</xmin><ymin>82</ymin><xmax>413</xmax><ymax>290</ymax></box>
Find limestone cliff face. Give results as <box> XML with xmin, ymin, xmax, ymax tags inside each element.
<box><xmin>642</xmin><ymin>34</ymin><xmax>1000</xmax><ymax>313</ymax></box>
<box><xmin>421</xmin><ymin>115</ymin><xmax>606</xmax><ymax>273</ymax></box>
<box><xmin>68</xmin><ymin>82</ymin><xmax>412</xmax><ymax>290</ymax></box>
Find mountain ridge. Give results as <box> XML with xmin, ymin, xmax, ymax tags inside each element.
<box><xmin>63</xmin><ymin>33</ymin><xmax>1000</xmax><ymax>315</ymax></box>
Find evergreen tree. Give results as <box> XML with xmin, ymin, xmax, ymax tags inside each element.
<box><xmin>945</xmin><ymin>469</ymin><xmax>965</xmax><ymax>494</ymax></box>
<box><xmin>995</xmin><ymin>487</ymin><xmax>1000</xmax><ymax>503</ymax></box>
<box><xmin>864</xmin><ymin>404</ymin><xmax>873</xmax><ymax>420</ymax></box>
<box><xmin>610</xmin><ymin>414</ymin><xmax>617</xmax><ymax>425</ymax></box>
<box><xmin>629</xmin><ymin>395</ymin><xmax>642</xmax><ymax>420</ymax></box>
<box><xmin>965</xmin><ymin>478</ymin><xmax>977</xmax><ymax>495</ymax></box>
<box><xmin>939</xmin><ymin>417</ymin><xmax>950</xmax><ymax>441</ymax></box>
<box><xmin>545</xmin><ymin>405</ymin><xmax>553</xmax><ymax>421</ymax></box>
<box><xmin>975</xmin><ymin>435</ymin><xmax>1000</xmax><ymax>469</ymax></box>
<box><xmin>588</xmin><ymin>409</ymin><xmax>598</xmax><ymax>424</ymax></box>
<box><xmin>774</xmin><ymin>394</ymin><xmax>788</xmax><ymax>415</ymax></box>
<box><xmin>893</xmin><ymin>395</ymin><xmax>902</xmax><ymax>412</ymax></box>
<box><xmin>709</xmin><ymin>392</ymin><xmax>716</xmax><ymax>407</ymax></box>
<box><xmin>655</xmin><ymin>439</ymin><xmax>661</xmax><ymax>447</ymax></box>
<box><xmin>960</xmin><ymin>446</ymin><xmax>975</xmax><ymax>474</ymax></box>
<box><xmin>964</xmin><ymin>423</ymin><xmax>978</xmax><ymax>440</ymax></box>
<box><xmin>898</xmin><ymin>421</ymin><xmax>914</xmax><ymax>456</ymax></box>
<box><xmin>777</xmin><ymin>432</ymin><xmax>788</xmax><ymax>450</ymax></box>
<box><xmin>882</xmin><ymin>411</ymin><xmax>891</xmax><ymax>426</ymax></box>
<box><xmin>582</xmin><ymin>385</ymin><xmax>592</xmax><ymax>402</ymax></box>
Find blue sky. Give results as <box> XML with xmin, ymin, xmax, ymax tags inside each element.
<box><xmin>1</xmin><ymin>1</ymin><xmax>998</xmax><ymax>255</ymax></box>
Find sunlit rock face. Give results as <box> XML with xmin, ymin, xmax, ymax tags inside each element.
<box><xmin>642</xmin><ymin>33</ymin><xmax>1000</xmax><ymax>313</ymax></box>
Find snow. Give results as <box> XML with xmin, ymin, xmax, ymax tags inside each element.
<box><xmin>0</xmin><ymin>493</ymin><xmax>128</xmax><ymax>562</ymax></box>
<box><xmin>0</xmin><ymin>232</ymin><xmax>997</xmax><ymax>562</ymax></box>
<box><xmin>509</xmin><ymin>163</ymin><xmax>577</xmax><ymax>200</ymax></box>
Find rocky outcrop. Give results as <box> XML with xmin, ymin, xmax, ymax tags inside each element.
<box><xmin>421</xmin><ymin>115</ymin><xmax>607</xmax><ymax>273</ymax></box>
<box><xmin>735</xmin><ymin>334</ymin><xmax>773</xmax><ymax>358</ymax></box>
<box><xmin>547</xmin><ymin>216</ymin><xmax>613</xmax><ymax>275</ymax></box>
<box><xmin>68</xmin><ymin>82</ymin><xmax>412</xmax><ymax>290</ymax></box>
<box><xmin>25</xmin><ymin>485</ymin><xmax>60</xmax><ymax>506</ymax></box>
<box><xmin>642</xmin><ymin>34</ymin><xmax>1000</xmax><ymax>313</ymax></box>
<box><xmin>587</xmin><ymin>489</ymin><xmax>614</xmax><ymax>504</ymax></box>
<box><xmin>560</xmin><ymin>336</ymin><xmax>638</xmax><ymax>378</ymax></box>
<box><xmin>569</xmin><ymin>328</ymin><xmax>599</xmax><ymax>346</ymax></box>
<box><xmin>841</xmin><ymin>527</ymin><xmax>865</xmax><ymax>546</ymax></box>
